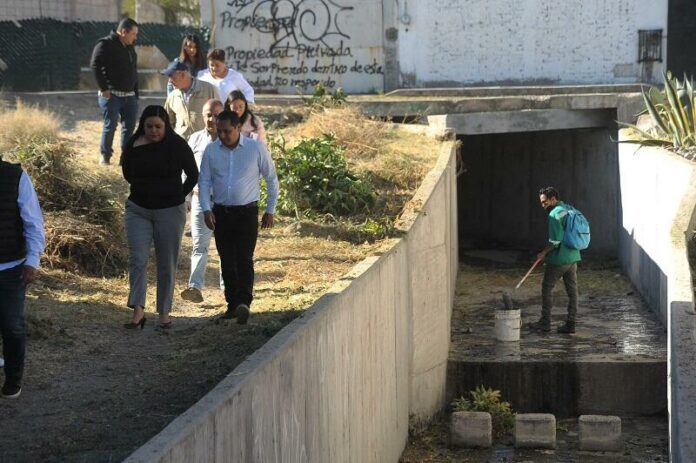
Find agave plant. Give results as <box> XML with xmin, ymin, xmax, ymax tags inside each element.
<box><xmin>621</xmin><ymin>72</ymin><xmax>696</xmax><ymax>156</ymax></box>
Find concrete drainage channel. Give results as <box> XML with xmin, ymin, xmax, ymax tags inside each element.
<box><xmin>401</xmin><ymin>252</ymin><xmax>669</xmax><ymax>462</ymax></box>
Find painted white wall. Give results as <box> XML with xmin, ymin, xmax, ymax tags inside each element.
<box><xmin>0</xmin><ymin>0</ymin><xmax>119</xmax><ymax>22</ymax></box>
<box><xmin>208</xmin><ymin>0</ymin><xmax>385</xmax><ymax>94</ymax></box>
<box><xmin>204</xmin><ymin>0</ymin><xmax>668</xmax><ymax>93</ymax></box>
<box><xmin>398</xmin><ymin>0</ymin><xmax>668</xmax><ymax>86</ymax></box>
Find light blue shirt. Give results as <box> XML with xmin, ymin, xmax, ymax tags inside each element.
<box><xmin>198</xmin><ymin>136</ymin><xmax>279</xmax><ymax>214</ymax></box>
<box><xmin>0</xmin><ymin>171</ymin><xmax>45</xmax><ymax>271</ymax></box>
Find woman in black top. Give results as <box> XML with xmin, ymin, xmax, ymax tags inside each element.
<box><xmin>122</xmin><ymin>105</ymin><xmax>198</xmax><ymax>330</ymax></box>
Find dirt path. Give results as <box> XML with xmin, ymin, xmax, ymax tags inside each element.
<box><xmin>0</xmin><ymin>109</ymin><xmax>401</xmax><ymax>462</ymax></box>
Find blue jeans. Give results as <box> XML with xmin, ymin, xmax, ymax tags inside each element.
<box><xmin>98</xmin><ymin>94</ymin><xmax>138</xmax><ymax>160</ymax></box>
<box><xmin>0</xmin><ymin>264</ymin><xmax>26</xmax><ymax>384</ymax></box>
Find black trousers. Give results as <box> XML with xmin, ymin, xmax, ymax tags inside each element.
<box><xmin>212</xmin><ymin>204</ymin><xmax>259</xmax><ymax>310</ymax></box>
<box><xmin>0</xmin><ymin>264</ymin><xmax>26</xmax><ymax>384</ymax></box>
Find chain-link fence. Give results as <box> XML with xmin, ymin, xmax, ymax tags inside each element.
<box><xmin>0</xmin><ymin>19</ymin><xmax>209</xmax><ymax>91</ymax></box>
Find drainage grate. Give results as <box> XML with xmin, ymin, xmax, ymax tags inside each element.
<box><xmin>638</xmin><ymin>29</ymin><xmax>663</xmax><ymax>62</ymax></box>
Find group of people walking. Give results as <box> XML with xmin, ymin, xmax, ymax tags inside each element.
<box><xmin>0</xmin><ymin>18</ymin><xmax>583</xmax><ymax>400</ymax></box>
<box><xmin>90</xmin><ymin>18</ymin><xmax>278</xmax><ymax>331</ymax></box>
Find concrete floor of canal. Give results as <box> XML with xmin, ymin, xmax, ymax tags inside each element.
<box><xmin>401</xmin><ymin>250</ymin><xmax>669</xmax><ymax>462</ymax></box>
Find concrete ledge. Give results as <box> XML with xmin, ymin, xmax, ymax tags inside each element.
<box><xmin>450</xmin><ymin>412</ymin><xmax>492</xmax><ymax>448</ymax></box>
<box><xmin>578</xmin><ymin>415</ymin><xmax>622</xmax><ymax>451</ymax></box>
<box><xmin>515</xmin><ymin>413</ymin><xmax>556</xmax><ymax>449</ymax></box>
<box><xmin>617</xmin><ymin>132</ymin><xmax>696</xmax><ymax>462</ymax></box>
<box><xmin>386</xmin><ymin>84</ymin><xmax>645</xmax><ymax>98</ymax></box>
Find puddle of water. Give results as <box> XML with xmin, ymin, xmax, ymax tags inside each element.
<box><xmin>450</xmin><ymin>260</ymin><xmax>666</xmax><ymax>362</ymax></box>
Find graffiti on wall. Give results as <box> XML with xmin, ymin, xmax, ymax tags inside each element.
<box><xmin>216</xmin><ymin>0</ymin><xmax>383</xmax><ymax>91</ymax></box>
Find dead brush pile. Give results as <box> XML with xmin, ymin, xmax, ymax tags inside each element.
<box><xmin>0</xmin><ymin>102</ymin><xmax>126</xmax><ymax>275</ymax></box>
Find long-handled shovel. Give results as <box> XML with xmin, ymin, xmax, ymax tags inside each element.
<box><xmin>502</xmin><ymin>256</ymin><xmax>543</xmax><ymax>309</ymax></box>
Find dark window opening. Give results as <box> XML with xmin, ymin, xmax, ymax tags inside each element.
<box><xmin>639</xmin><ymin>29</ymin><xmax>663</xmax><ymax>63</ymax></box>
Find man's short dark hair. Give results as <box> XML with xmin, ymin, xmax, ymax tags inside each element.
<box><xmin>216</xmin><ymin>110</ymin><xmax>241</xmax><ymax>126</ymax></box>
<box><xmin>207</xmin><ymin>48</ymin><xmax>226</xmax><ymax>62</ymax></box>
<box><xmin>538</xmin><ymin>186</ymin><xmax>559</xmax><ymax>199</ymax></box>
<box><xmin>118</xmin><ymin>17</ymin><xmax>138</xmax><ymax>32</ymax></box>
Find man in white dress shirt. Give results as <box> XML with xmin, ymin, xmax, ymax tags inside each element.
<box><xmin>0</xmin><ymin>157</ymin><xmax>45</xmax><ymax>398</ymax></box>
<box><xmin>198</xmin><ymin>111</ymin><xmax>279</xmax><ymax>324</ymax></box>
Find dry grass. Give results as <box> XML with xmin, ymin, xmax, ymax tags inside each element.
<box><xmin>0</xmin><ymin>100</ymin><xmax>62</xmax><ymax>150</ymax></box>
<box><xmin>0</xmin><ymin>103</ymin><xmax>127</xmax><ymax>275</ymax></box>
<box><xmin>282</xmin><ymin>105</ymin><xmax>437</xmax><ymax>218</ymax></box>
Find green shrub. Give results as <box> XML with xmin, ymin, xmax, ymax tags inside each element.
<box><xmin>451</xmin><ymin>386</ymin><xmax>515</xmax><ymax>438</ymax></box>
<box><xmin>303</xmin><ymin>82</ymin><xmax>347</xmax><ymax>108</ymax></box>
<box><xmin>269</xmin><ymin>133</ymin><xmax>375</xmax><ymax>217</ymax></box>
<box><xmin>622</xmin><ymin>72</ymin><xmax>696</xmax><ymax>159</ymax></box>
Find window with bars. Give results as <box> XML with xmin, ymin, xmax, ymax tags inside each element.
<box><xmin>638</xmin><ymin>29</ymin><xmax>663</xmax><ymax>63</ymax></box>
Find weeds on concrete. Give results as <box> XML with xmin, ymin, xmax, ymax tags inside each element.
<box><xmin>451</xmin><ymin>385</ymin><xmax>516</xmax><ymax>438</ymax></box>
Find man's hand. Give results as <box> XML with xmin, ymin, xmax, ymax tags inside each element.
<box><xmin>22</xmin><ymin>265</ymin><xmax>39</xmax><ymax>286</ymax></box>
<box><xmin>100</xmin><ymin>89</ymin><xmax>112</xmax><ymax>99</ymax></box>
<box><xmin>261</xmin><ymin>212</ymin><xmax>274</xmax><ymax>229</ymax></box>
<box><xmin>204</xmin><ymin>211</ymin><xmax>216</xmax><ymax>231</ymax></box>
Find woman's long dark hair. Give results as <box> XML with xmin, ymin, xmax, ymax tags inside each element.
<box><xmin>178</xmin><ymin>34</ymin><xmax>205</xmax><ymax>73</ymax></box>
<box><xmin>126</xmin><ymin>105</ymin><xmax>175</xmax><ymax>149</ymax></box>
<box><xmin>224</xmin><ymin>90</ymin><xmax>258</xmax><ymax>130</ymax></box>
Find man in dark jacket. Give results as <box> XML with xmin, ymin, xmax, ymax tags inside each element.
<box><xmin>90</xmin><ymin>17</ymin><xmax>139</xmax><ymax>166</ymax></box>
<box><xmin>0</xmin><ymin>157</ymin><xmax>45</xmax><ymax>398</ymax></box>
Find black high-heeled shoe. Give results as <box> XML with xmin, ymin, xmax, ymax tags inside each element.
<box><xmin>123</xmin><ymin>317</ymin><xmax>147</xmax><ymax>330</ymax></box>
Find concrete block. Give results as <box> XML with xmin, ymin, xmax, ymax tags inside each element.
<box><xmin>514</xmin><ymin>413</ymin><xmax>556</xmax><ymax>449</ymax></box>
<box><xmin>579</xmin><ymin>415</ymin><xmax>622</xmax><ymax>451</ymax></box>
<box><xmin>450</xmin><ymin>412</ymin><xmax>492</xmax><ymax>448</ymax></box>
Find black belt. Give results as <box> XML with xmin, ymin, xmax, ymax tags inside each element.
<box><xmin>213</xmin><ymin>201</ymin><xmax>258</xmax><ymax>211</ymax></box>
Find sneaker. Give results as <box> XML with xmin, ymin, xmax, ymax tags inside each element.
<box><xmin>181</xmin><ymin>287</ymin><xmax>203</xmax><ymax>303</ymax></box>
<box><xmin>235</xmin><ymin>304</ymin><xmax>250</xmax><ymax>325</ymax></box>
<box><xmin>528</xmin><ymin>319</ymin><xmax>551</xmax><ymax>332</ymax></box>
<box><xmin>99</xmin><ymin>155</ymin><xmax>111</xmax><ymax>166</ymax></box>
<box><xmin>557</xmin><ymin>323</ymin><xmax>576</xmax><ymax>334</ymax></box>
<box><xmin>2</xmin><ymin>380</ymin><xmax>21</xmax><ymax>399</ymax></box>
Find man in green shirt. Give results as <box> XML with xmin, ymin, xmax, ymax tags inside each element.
<box><xmin>530</xmin><ymin>187</ymin><xmax>580</xmax><ymax>334</ymax></box>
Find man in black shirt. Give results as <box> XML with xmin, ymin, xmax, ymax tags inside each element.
<box><xmin>90</xmin><ymin>18</ymin><xmax>139</xmax><ymax>166</ymax></box>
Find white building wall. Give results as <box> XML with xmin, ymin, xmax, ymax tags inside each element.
<box><xmin>0</xmin><ymin>0</ymin><xmax>119</xmax><ymax>22</ymax></box>
<box><xmin>208</xmin><ymin>0</ymin><xmax>384</xmax><ymax>94</ymax></box>
<box><xmin>398</xmin><ymin>0</ymin><xmax>668</xmax><ymax>86</ymax></box>
<box><xmin>204</xmin><ymin>0</ymin><xmax>668</xmax><ymax>93</ymax></box>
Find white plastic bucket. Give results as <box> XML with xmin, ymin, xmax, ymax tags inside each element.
<box><xmin>494</xmin><ymin>309</ymin><xmax>521</xmax><ymax>342</ymax></box>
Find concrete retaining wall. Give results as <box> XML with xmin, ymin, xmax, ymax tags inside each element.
<box><xmin>124</xmin><ymin>139</ymin><xmax>458</xmax><ymax>462</ymax></box>
<box><xmin>617</xmin><ymin>131</ymin><xmax>696</xmax><ymax>462</ymax></box>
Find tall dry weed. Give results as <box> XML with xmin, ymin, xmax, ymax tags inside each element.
<box><xmin>288</xmin><ymin>106</ymin><xmax>390</xmax><ymax>161</ymax></box>
<box><xmin>0</xmin><ymin>101</ymin><xmax>62</xmax><ymax>151</ymax></box>
<box><xmin>0</xmin><ymin>103</ymin><xmax>126</xmax><ymax>275</ymax></box>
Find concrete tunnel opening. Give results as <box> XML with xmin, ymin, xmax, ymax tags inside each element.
<box><xmin>455</xmin><ymin>110</ymin><xmax>620</xmax><ymax>258</ymax></box>
<box><xmin>448</xmin><ymin>107</ymin><xmax>668</xmax><ymax>431</ymax></box>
